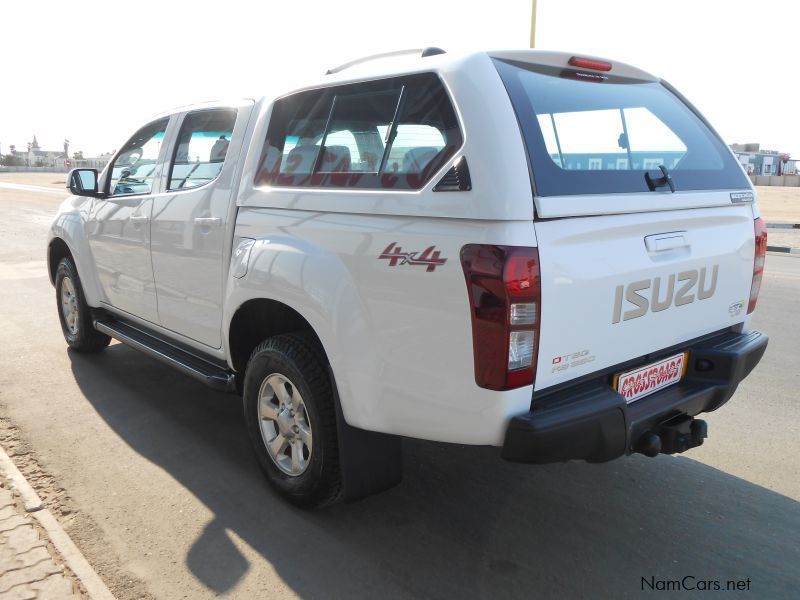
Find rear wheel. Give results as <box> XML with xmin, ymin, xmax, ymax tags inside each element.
<box><xmin>243</xmin><ymin>334</ymin><xmax>342</xmax><ymax>508</ymax></box>
<box><xmin>55</xmin><ymin>257</ymin><xmax>111</xmax><ymax>352</ymax></box>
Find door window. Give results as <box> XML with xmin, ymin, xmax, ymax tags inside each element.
<box><xmin>169</xmin><ymin>109</ymin><xmax>237</xmax><ymax>190</ymax></box>
<box><xmin>108</xmin><ymin>119</ymin><xmax>169</xmax><ymax>196</ymax></box>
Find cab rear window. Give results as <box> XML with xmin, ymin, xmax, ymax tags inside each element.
<box><xmin>493</xmin><ymin>59</ymin><xmax>749</xmax><ymax>196</ymax></box>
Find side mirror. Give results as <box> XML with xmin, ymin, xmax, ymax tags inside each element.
<box><xmin>67</xmin><ymin>168</ymin><xmax>102</xmax><ymax>197</ymax></box>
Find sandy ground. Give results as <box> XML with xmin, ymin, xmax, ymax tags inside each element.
<box><xmin>768</xmin><ymin>229</ymin><xmax>800</xmax><ymax>249</ymax></box>
<box><xmin>754</xmin><ymin>185</ymin><xmax>800</xmax><ymax>247</ymax></box>
<box><xmin>0</xmin><ymin>172</ymin><xmax>68</xmax><ymax>188</ymax></box>
<box><xmin>755</xmin><ymin>186</ymin><xmax>800</xmax><ymax>224</ymax></box>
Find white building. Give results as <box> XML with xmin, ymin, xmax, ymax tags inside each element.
<box><xmin>730</xmin><ymin>143</ymin><xmax>795</xmax><ymax>175</ymax></box>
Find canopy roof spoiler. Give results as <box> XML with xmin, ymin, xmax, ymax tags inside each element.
<box><xmin>488</xmin><ymin>50</ymin><xmax>658</xmax><ymax>82</ymax></box>
<box><xmin>325</xmin><ymin>47</ymin><xmax>446</xmax><ymax>75</ymax></box>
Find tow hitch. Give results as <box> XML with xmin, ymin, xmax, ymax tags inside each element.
<box><xmin>635</xmin><ymin>417</ymin><xmax>708</xmax><ymax>457</ymax></box>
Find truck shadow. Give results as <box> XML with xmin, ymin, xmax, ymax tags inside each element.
<box><xmin>69</xmin><ymin>345</ymin><xmax>799</xmax><ymax>599</ymax></box>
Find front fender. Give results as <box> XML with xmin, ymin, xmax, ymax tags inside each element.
<box><xmin>223</xmin><ymin>234</ymin><xmax>380</xmax><ymax>429</ymax></box>
<box><xmin>48</xmin><ymin>195</ymin><xmax>104</xmax><ymax>307</ymax></box>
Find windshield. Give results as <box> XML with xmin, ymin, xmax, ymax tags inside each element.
<box><xmin>493</xmin><ymin>59</ymin><xmax>749</xmax><ymax>196</ymax></box>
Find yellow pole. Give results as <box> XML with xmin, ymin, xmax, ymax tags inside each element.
<box><xmin>530</xmin><ymin>0</ymin><xmax>537</xmax><ymax>48</ymax></box>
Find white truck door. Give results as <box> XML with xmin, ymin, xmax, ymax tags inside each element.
<box><xmin>150</xmin><ymin>103</ymin><xmax>253</xmax><ymax>348</ymax></box>
<box><xmin>87</xmin><ymin>117</ymin><xmax>172</xmax><ymax>324</ymax></box>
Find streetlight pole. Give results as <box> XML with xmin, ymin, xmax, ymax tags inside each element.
<box><xmin>530</xmin><ymin>0</ymin><xmax>537</xmax><ymax>48</ymax></box>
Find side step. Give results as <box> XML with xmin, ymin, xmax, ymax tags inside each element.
<box><xmin>94</xmin><ymin>319</ymin><xmax>236</xmax><ymax>393</ymax></box>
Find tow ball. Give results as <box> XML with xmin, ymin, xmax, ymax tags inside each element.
<box><xmin>635</xmin><ymin>417</ymin><xmax>708</xmax><ymax>457</ymax></box>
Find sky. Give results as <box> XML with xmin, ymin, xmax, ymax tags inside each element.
<box><xmin>1</xmin><ymin>0</ymin><xmax>797</xmax><ymax>157</ymax></box>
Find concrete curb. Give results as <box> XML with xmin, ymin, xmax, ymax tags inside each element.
<box><xmin>767</xmin><ymin>245</ymin><xmax>800</xmax><ymax>254</ymax></box>
<box><xmin>765</xmin><ymin>224</ymin><xmax>799</xmax><ymax>254</ymax></box>
<box><xmin>0</xmin><ymin>445</ymin><xmax>116</xmax><ymax>600</ymax></box>
<box><xmin>767</xmin><ymin>223</ymin><xmax>800</xmax><ymax>229</ymax></box>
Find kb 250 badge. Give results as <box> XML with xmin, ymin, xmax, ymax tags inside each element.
<box><xmin>551</xmin><ymin>349</ymin><xmax>595</xmax><ymax>373</ymax></box>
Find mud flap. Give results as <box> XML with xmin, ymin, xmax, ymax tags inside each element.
<box><xmin>332</xmin><ymin>385</ymin><xmax>403</xmax><ymax>502</ymax></box>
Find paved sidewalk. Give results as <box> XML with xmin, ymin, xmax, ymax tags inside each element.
<box><xmin>0</xmin><ymin>482</ymin><xmax>81</xmax><ymax>599</ymax></box>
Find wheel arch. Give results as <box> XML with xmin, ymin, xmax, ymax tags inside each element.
<box><xmin>228</xmin><ymin>298</ymin><xmax>328</xmax><ymax>375</ymax></box>
<box><xmin>47</xmin><ymin>205</ymin><xmax>104</xmax><ymax>306</ymax></box>
<box><xmin>47</xmin><ymin>237</ymin><xmax>73</xmax><ymax>285</ymax></box>
<box><xmin>222</xmin><ymin>230</ymin><xmax>382</xmax><ymax>431</ymax></box>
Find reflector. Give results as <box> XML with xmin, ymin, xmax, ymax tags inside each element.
<box><xmin>748</xmin><ymin>217</ymin><xmax>767</xmax><ymax>314</ymax></box>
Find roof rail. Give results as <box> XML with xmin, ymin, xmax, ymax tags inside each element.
<box><xmin>325</xmin><ymin>47</ymin><xmax>446</xmax><ymax>75</ymax></box>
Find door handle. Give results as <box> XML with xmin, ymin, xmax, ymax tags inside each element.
<box><xmin>194</xmin><ymin>217</ymin><xmax>222</xmax><ymax>227</ymax></box>
<box><xmin>644</xmin><ymin>231</ymin><xmax>688</xmax><ymax>252</ymax></box>
<box><xmin>130</xmin><ymin>214</ymin><xmax>149</xmax><ymax>223</ymax></box>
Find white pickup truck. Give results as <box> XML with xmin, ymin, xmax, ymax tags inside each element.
<box><xmin>49</xmin><ymin>48</ymin><xmax>768</xmax><ymax>507</ymax></box>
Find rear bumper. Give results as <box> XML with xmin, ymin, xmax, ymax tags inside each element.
<box><xmin>501</xmin><ymin>330</ymin><xmax>768</xmax><ymax>464</ymax></box>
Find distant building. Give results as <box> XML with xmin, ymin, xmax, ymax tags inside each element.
<box><xmin>730</xmin><ymin>143</ymin><xmax>795</xmax><ymax>175</ymax></box>
<box><xmin>5</xmin><ymin>136</ymin><xmax>111</xmax><ymax>170</ymax></box>
<box><xmin>545</xmin><ymin>151</ymin><xmax>685</xmax><ymax>171</ymax></box>
<box><xmin>9</xmin><ymin>135</ymin><xmax>65</xmax><ymax>167</ymax></box>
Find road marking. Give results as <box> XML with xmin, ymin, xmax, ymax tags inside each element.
<box><xmin>0</xmin><ymin>182</ymin><xmax>67</xmax><ymax>195</ymax></box>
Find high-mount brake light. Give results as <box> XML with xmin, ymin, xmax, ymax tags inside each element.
<box><xmin>568</xmin><ymin>56</ymin><xmax>612</xmax><ymax>72</ymax></box>
<box><xmin>460</xmin><ymin>245</ymin><xmax>541</xmax><ymax>391</ymax></box>
<box><xmin>748</xmin><ymin>217</ymin><xmax>768</xmax><ymax>314</ymax></box>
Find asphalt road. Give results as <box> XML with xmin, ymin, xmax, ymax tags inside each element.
<box><xmin>1</xmin><ymin>178</ymin><xmax>798</xmax><ymax>599</ymax></box>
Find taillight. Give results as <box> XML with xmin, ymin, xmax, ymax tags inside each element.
<box><xmin>568</xmin><ymin>56</ymin><xmax>612</xmax><ymax>72</ymax></box>
<box><xmin>748</xmin><ymin>217</ymin><xmax>768</xmax><ymax>314</ymax></box>
<box><xmin>460</xmin><ymin>245</ymin><xmax>541</xmax><ymax>390</ymax></box>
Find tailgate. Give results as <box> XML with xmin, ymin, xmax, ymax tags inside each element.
<box><xmin>533</xmin><ymin>201</ymin><xmax>755</xmax><ymax>391</ymax></box>
<box><xmin>490</xmin><ymin>52</ymin><xmax>758</xmax><ymax>392</ymax></box>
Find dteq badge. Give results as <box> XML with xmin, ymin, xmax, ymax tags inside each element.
<box><xmin>730</xmin><ymin>191</ymin><xmax>754</xmax><ymax>203</ymax></box>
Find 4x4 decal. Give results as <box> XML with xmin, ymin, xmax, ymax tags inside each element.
<box><xmin>378</xmin><ymin>242</ymin><xmax>447</xmax><ymax>272</ymax></box>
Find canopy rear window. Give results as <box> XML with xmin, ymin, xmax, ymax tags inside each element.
<box><xmin>493</xmin><ymin>59</ymin><xmax>749</xmax><ymax>196</ymax></box>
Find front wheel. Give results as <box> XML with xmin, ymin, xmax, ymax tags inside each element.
<box><xmin>55</xmin><ymin>257</ymin><xmax>111</xmax><ymax>352</ymax></box>
<box><xmin>243</xmin><ymin>334</ymin><xmax>342</xmax><ymax>508</ymax></box>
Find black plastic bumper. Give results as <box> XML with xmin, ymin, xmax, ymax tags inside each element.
<box><xmin>501</xmin><ymin>329</ymin><xmax>768</xmax><ymax>464</ymax></box>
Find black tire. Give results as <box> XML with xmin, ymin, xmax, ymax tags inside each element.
<box><xmin>55</xmin><ymin>257</ymin><xmax>111</xmax><ymax>353</ymax></box>
<box><xmin>243</xmin><ymin>334</ymin><xmax>342</xmax><ymax>508</ymax></box>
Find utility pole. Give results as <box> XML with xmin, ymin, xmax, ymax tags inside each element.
<box><xmin>530</xmin><ymin>0</ymin><xmax>537</xmax><ymax>48</ymax></box>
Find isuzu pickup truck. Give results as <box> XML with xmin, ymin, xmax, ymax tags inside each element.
<box><xmin>49</xmin><ymin>48</ymin><xmax>768</xmax><ymax>507</ymax></box>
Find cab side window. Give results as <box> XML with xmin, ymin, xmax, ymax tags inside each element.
<box><xmin>108</xmin><ymin>119</ymin><xmax>169</xmax><ymax>196</ymax></box>
<box><xmin>255</xmin><ymin>73</ymin><xmax>462</xmax><ymax>189</ymax></box>
<box><xmin>169</xmin><ymin>109</ymin><xmax>237</xmax><ymax>191</ymax></box>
